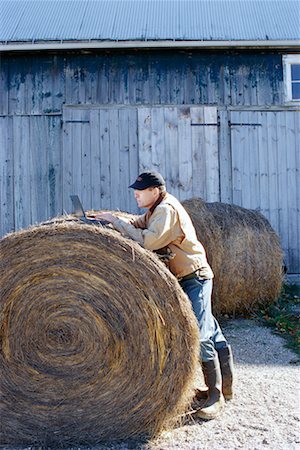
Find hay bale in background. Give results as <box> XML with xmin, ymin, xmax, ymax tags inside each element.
<box><xmin>0</xmin><ymin>222</ymin><xmax>199</xmax><ymax>447</ymax></box>
<box><xmin>182</xmin><ymin>198</ymin><xmax>284</xmax><ymax>315</ymax></box>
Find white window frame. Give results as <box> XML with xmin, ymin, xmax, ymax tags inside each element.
<box><xmin>283</xmin><ymin>54</ymin><xmax>300</xmax><ymax>103</ymax></box>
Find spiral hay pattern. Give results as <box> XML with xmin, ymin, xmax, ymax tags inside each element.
<box><xmin>182</xmin><ymin>198</ymin><xmax>284</xmax><ymax>315</ymax></box>
<box><xmin>0</xmin><ymin>222</ymin><xmax>199</xmax><ymax>447</ymax></box>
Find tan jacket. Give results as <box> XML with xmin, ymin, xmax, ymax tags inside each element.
<box><xmin>113</xmin><ymin>193</ymin><xmax>213</xmax><ymax>280</ymax></box>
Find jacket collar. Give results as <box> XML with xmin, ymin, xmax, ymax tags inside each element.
<box><xmin>149</xmin><ymin>191</ymin><xmax>167</xmax><ymax>215</ymax></box>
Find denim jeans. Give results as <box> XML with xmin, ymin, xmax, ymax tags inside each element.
<box><xmin>180</xmin><ymin>277</ymin><xmax>228</xmax><ymax>362</ymax></box>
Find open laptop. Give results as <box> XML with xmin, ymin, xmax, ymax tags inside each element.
<box><xmin>70</xmin><ymin>195</ymin><xmax>109</xmax><ymax>225</ymax></box>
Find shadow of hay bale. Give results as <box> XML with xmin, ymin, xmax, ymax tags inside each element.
<box><xmin>182</xmin><ymin>198</ymin><xmax>284</xmax><ymax>316</ymax></box>
<box><xmin>0</xmin><ymin>221</ymin><xmax>199</xmax><ymax>447</ymax></box>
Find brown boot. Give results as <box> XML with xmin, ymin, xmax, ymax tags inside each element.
<box><xmin>217</xmin><ymin>345</ymin><xmax>234</xmax><ymax>400</ymax></box>
<box><xmin>195</xmin><ymin>357</ymin><xmax>225</xmax><ymax>420</ymax></box>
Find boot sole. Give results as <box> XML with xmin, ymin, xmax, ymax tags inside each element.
<box><xmin>193</xmin><ymin>396</ymin><xmax>225</xmax><ymax>420</ymax></box>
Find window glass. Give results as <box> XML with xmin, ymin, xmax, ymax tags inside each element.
<box><xmin>291</xmin><ymin>64</ymin><xmax>300</xmax><ymax>81</ymax></box>
<box><xmin>292</xmin><ymin>83</ymin><xmax>300</xmax><ymax>100</ymax></box>
<box><xmin>283</xmin><ymin>55</ymin><xmax>300</xmax><ymax>102</ymax></box>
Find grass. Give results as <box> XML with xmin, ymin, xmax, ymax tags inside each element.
<box><xmin>255</xmin><ymin>283</ymin><xmax>300</xmax><ymax>356</ymax></box>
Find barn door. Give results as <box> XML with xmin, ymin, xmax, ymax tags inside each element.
<box><xmin>62</xmin><ymin>106</ymin><xmax>139</xmax><ymax>214</ymax></box>
<box><xmin>137</xmin><ymin>106</ymin><xmax>219</xmax><ymax>202</ymax></box>
<box><xmin>62</xmin><ymin>105</ymin><xmax>219</xmax><ymax>215</ymax></box>
<box><xmin>229</xmin><ymin>110</ymin><xmax>300</xmax><ymax>273</ymax></box>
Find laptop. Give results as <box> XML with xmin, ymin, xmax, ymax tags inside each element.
<box><xmin>70</xmin><ymin>195</ymin><xmax>109</xmax><ymax>225</ymax></box>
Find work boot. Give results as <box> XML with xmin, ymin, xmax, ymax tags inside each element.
<box><xmin>217</xmin><ymin>345</ymin><xmax>234</xmax><ymax>400</ymax></box>
<box><xmin>195</xmin><ymin>357</ymin><xmax>225</xmax><ymax>420</ymax></box>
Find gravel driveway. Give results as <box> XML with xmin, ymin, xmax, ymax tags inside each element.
<box><xmin>93</xmin><ymin>319</ymin><xmax>300</xmax><ymax>450</ymax></box>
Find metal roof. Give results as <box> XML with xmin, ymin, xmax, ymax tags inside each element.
<box><xmin>1</xmin><ymin>0</ymin><xmax>299</xmax><ymax>50</ymax></box>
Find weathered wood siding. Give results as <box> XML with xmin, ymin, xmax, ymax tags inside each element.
<box><xmin>61</xmin><ymin>105</ymin><xmax>218</xmax><ymax>215</ymax></box>
<box><xmin>0</xmin><ymin>51</ymin><xmax>284</xmax><ymax>116</ymax></box>
<box><xmin>228</xmin><ymin>110</ymin><xmax>300</xmax><ymax>273</ymax></box>
<box><xmin>62</xmin><ymin>106</ymin><xmax>139</xmax><ymax>214</ymax></box>
<box><xmin>0</xmin><ymin>115</ymin><xmax>62</xmax><ymax>234</ymax></box>
<box><xmin>1</xmin><ymin>50</ymin><xmax>299</xmax><ymax>273</ymax></box>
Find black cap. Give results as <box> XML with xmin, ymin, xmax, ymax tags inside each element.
<box><xmin>129</xmin><ymin>171</ymin><xmax>166</xmax><ymax>190</ymax></box>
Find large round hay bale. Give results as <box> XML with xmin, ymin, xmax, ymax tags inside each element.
<box><xmin>0</xmin><ymin>222</ymin><xmax>199</xmax><ymax>447</ymax></box>
<box><xmin>182</xmin><ymin>198</ymin><xmax>284</xmax><ymax>315</ymax></box>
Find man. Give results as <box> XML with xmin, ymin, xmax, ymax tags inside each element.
<box><xmin>96</xmin><ymin>170</ymin><xmax>234</xmax><ymax>420</ymax></box>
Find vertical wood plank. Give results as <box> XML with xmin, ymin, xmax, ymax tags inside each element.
<box><xmin>109</xmin><ymin>108</ymin><xmax>120</xmax><ymax>210</ymax></box>
<box><xmin>128</xmin><ymin>108</ymin><xmax>139</xmax><ymax>213</ymax></box>
<box><xmin>285</xmin><ymin>111</ymin><xmax>300</xmax><ymax>272</ymax></box>
<box><xmin>230</xmin><ymin>111</ymin><xmax>242</xmax><ymax>206</ymax></box>
<box><xmin>0</xmin><ymin>117</ymin><xmax>14</xmax><ymax>235</ymax></box>
<box><xmin>295</xmin><ymin>112</ymin><xmax>300</xmax><ymax>273</ymax></box>
<box><xmin>177</xmin><ymin>107</ymin><xmax>192</xmax><ymax>201</ymax></box>
<box><xmin>48</xmin><ymin>115</ymin><xmax>63</xmax><ymax>218</ymax></box>
<box><xmin>250</xmin><ymin>111</ymin><xmax>259</xmax><ymax>209</ymax></box>
<box><xmin>151</xmin><ymin>107</ymin><xmax>166</xmax><ymax>176</ymax></box>
<box><xmin>277</xmin><ymin>112</ymin><xmax>289</xmax><ymax>268</ymax></box>
<box><xmin>96</xmin><ymin>60</ymin><xmax>109</xmax><ymax>104</ymax></box>
<box><xmin>62</xmin><ymin>107</ymin><xmax>74</xmax><ymax>213</ymax></box>
<box><xmin>80</xmin><ymin>109</ymin><xmax>91</xmax><ymax>210</ymax></box>
<box><xmin>240</xmin><ymin>111</ymin><xmax>251</xmax><ymax>208</ymax></box>
<box><xmin>71</xmin><ymin>109</ymin><xmax>84</xmax><ymax>208</ymax></box>
<box><xmin>13</xmin><ymin>116</ymin><xmax>31</xmax><ymax>230</ymax></box>
<box><xmin>99</xmin><ymin>108</ymin><xmax>111</xmax><ymax>210</ymax></box>
<box><xmin>138</xmin><ymin>108</ymin><xmax>152</xmax><ymax>172</ymax></box>
<box><xmin>266</xmin><ymin>111</ymin><xmax>280</xmax><ymax>234</ymax></box>
<box><xmin>30</xmin><ymin>116</ymin><xmax>48</xmax><ymax>224</ymax></box>
<box><xmin>258</xmin><ymin>111</ymin><xmax>270</xmax><ymax>220</ymax></box>
<box><xmin>90</xmin><ymin>109</ymin><xmax>101</xmax><ymax>210</ymax></box>
<box><xmin>118</xmin><ymin>108</ymin><xmax>130</xmax><ymax>212</ymax></box>
<box><xmin>164</xmin><ymin>107</ymin><xmax>179</xmax><ymax>198</ymax></box>
<box><xmin>204</xmin><ymin>107</ymin><xmax>219</xmax><ymax>202</ymax></box>
<box><xmin>191</xmin><ymin>106</ymin><xmax>206</xmax><ymax>199</ymax></box>
<box><xmin>0</xmin><ymin>59</ymin><xmax>9</xmax><ymax>115</ymax></box>
<box><xmin>219</xmin><ymin>109</ymin><xmax>232</xmax><ymax>203</ymax></box>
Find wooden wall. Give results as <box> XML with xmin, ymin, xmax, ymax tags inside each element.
<box><xmin>1</xmin><ymin>49</ymin><xmax>299</xmax><ymax>273</ymax></box>
<box><xmin>61</xmin><ymin>105</ymin><xmax>219</xmax><ymax>213</ymax></box>
<box><xmin>226</xmin><ymin>109</ymin><xmax>300</xmax><ymax>274</ymax></box>
<box><xmin>0</xmin><ymin>115</ymin><xmax>62</xmax><ymax>232</ymax></box>
<box><xmin>0</xmin><ymin>50</ymin><xmax>284</xmax><ymax>116</ymax></box>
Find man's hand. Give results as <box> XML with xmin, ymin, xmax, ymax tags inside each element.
<box><xmin>94</xmin><ymin>212</ymin><xmax>118</xmax><ymax>224</ymax></box>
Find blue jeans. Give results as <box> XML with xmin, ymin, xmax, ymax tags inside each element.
<box><xmin>180</xmin><ymin>277</ymin><xmax>228</xmax><ymax>362</ymax></box>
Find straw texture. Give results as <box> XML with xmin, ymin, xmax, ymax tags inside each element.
<box><xmin>0</xmin><ymin>221</ymin><xmax>199</xmax><ymax>447</ymax></box>
<box><xmin>182</xmin><ymin>198</ymin><xmax>284</xmax><ymax>315</ymax></box>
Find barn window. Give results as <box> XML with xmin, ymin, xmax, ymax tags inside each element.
<box><xmin>283</xmin><ymin>54</ymin><xmax>300</xmax><ymax>102</ymax></box>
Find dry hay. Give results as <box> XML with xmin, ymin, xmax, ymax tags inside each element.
<box><xmin>182</xmin><ymin>198</ymin><xmax>284</xmax><ymax>315</ymax></box>
<box><xmin>0</xmin><ymin>221</ymin><xmax>199</xmax><ymax>448</ymax></box>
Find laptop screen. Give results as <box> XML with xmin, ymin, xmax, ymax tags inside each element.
<box><xmin>70</xmin><ymin>195</ymin><xmax>86</xmax><ymax>218</ymax></box>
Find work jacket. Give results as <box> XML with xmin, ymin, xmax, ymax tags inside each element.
<box><xmin>113</xmin><ymin>193</ymin><xmax>213</xmax><ymax>280</ymax></box>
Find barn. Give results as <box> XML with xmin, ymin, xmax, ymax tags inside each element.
<box><xmin>0</xmin><ymin>0</ymin><xmax>299</xmax><ymax>278</ymax></box>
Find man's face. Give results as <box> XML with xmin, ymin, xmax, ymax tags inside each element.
<box><xmin>134</xmin><ymin>187</ymin><xmax>159</xmax><ymax>209</ymax></box>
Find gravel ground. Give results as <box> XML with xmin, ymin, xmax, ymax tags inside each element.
<box><xmin>145</xmin><ymin>319</ymin><xmax>300</xmax><ymax>450</ymax></box>
<box><xmin>5</xmin><ymin>319</ymin><xmax>300</xmax><ymax>450</ymax></box>
<box><xmin>91</xmin><ymin>319</ymin><xmax>300</xmax><ymax>450</ymax></box>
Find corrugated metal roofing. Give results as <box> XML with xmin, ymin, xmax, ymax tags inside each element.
<box><xmin>1</xmin><ymin>0</ymin><xmax>299</xmax><ymax>45</ymax></box>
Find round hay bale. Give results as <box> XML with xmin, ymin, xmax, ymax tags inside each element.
<box><xmin>182</xmin><ymin>198</ymin><xmax>284</xmax><ymax>315</ymax></box>
<box><xmin>0</xmin><ymin>222</ymin><xmax>199</xmax><ymax>447</ymax></box>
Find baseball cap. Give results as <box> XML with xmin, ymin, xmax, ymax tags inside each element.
<box><xmin>129</xmin><ymin>171</ymin><xmax>166</xmax><ymax>190</ymax></box>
